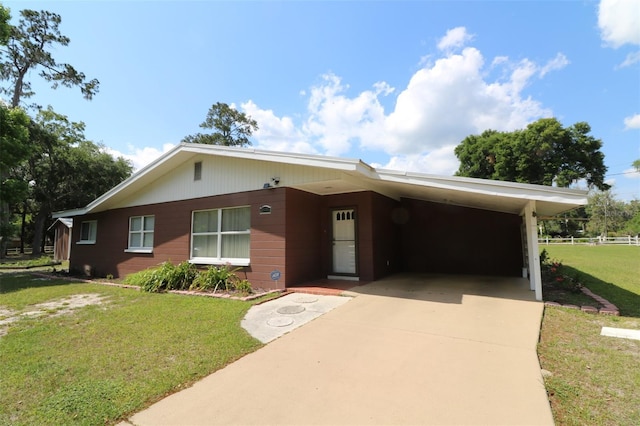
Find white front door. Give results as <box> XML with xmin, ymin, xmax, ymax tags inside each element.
<box><xmin>332</xmin><ymin>209</ymin><xmax>357</xmax><ymax>274</ymax></box>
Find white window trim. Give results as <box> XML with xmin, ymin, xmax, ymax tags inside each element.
<box><xmin>189</xmin><ymin>257</ymin><xmax>250</xmax><ymax>267</ymax></box>
<box><xmin>190</xmin><ymin>206</ymin><xmax>250</xmax><ymax>265</ymax></box>
<box><xmin>78</xmin><ymin>220</ymin><xmax>97</xmax><ymax>244</ymax></box>
<box><xmin>127</xmin><ymin>215</ymin><xmax>155</xmax><ymax>252</ymax></box>
<box><xmin>124</xmin><ymin>248</ymin><xmax>154</xmax><ymax>254</ymax></box>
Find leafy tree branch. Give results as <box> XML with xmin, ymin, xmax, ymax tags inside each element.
<box><xmin>182</xmin><ymin>102</ymin><xmax>258</xmax><ymax>147</ymax></box>
<box><xmin>0</xmin><ymin>9</ymin><xmax>99</xmax><ymax>107</ymax></box>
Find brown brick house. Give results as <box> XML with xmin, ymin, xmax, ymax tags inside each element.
<box><xmin>54</xmin><ymin>143</ymin><xmax>587</xmax><ymax>300</ymax></box>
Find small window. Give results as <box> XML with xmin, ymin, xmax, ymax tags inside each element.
<box><xmin>127</xmin><ymin>215</ymin><xmax>154</xmax><ymax>252</ymax></box>
<box><xmin>194</xmin><ymin>161</ymin><xmax>202</xmax><ymax>181</ymax></box>
<box><xmin>78</xmin><ymin>221</ymin><xmax>97</xmax><ymax>244</ymax></box>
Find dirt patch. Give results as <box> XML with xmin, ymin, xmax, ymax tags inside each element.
<box><xmin>0</xmin><ymin>293</ymin><xmax>108</xmax><ymax>337</ymax></box>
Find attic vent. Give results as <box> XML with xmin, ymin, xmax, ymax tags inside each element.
<box><xmin>194</xmin><ymin>161</ymin><xmax>202</xmax><ymax>181</ymax></box>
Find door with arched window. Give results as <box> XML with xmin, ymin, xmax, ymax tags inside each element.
<box><xmin>332</xmin><ymin>208</ymin><xmax>357</xmax><ymax>275</ymax></box>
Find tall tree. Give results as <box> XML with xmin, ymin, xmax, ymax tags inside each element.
<box><xmin>633</xmin><ymin>159</ymin><xmax>640</xmax><ymax>173</ymax></box>
<box><xmin>585</xmin><ymin>190</ymin><xmax>625</xmax><ymax>238</ymax></box>
<box><xmin>0</xmin><ymin>104</ymin><xmax>30</xmax><ymax>257</ymax></box>
<box><xmin>0</xmin><ymin>4</ymin><xmax>10</xmax><ymax>45</ymax></box>
<box><xmin>182</xmin><ymin>102</ymin><xmax>258</xmax><ymax>146</ymax></box>
<box><xmin>18</xmin><ymin>107</ymin><xmax>132</xmax><ymax>255</ymax></box>
<box><xmin>0</xmin><ymin>9</ymin><xmax>99</xmax><ymax>107</ymax></box>
<box><xmin>454</xmin><ymin>118</ymin><xmax>609</xmax><ymax>190</ymax></box>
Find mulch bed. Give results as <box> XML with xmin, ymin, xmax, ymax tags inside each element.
<box><xmin>542</xmin><ymin>281</ymin><xmax>619</xmax><ymax>315</ymax></box>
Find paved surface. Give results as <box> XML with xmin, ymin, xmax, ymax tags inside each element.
<box><xmin>601</xmin><ymin>326</ymin><xmax>640</xmax><ymax>341</ymax></box>
<box><xmin>241</xmin><ymin>292</ymin><xmax>352</xmax><ymax>343</ymax></box>
<box><xmin>125</xmin><ymin>274</ymin><xmax>553</xmax><ymax>425</ymax></box>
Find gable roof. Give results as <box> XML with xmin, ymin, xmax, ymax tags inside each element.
<box><xmin>53</xmin><ymin>142</ymin><xmax>587</xmax><ymax>218</ymax></box>
<box><xmin>47</xmin><ymin>217</ymin><xmax>73</xmax><ymax>231</ymax></box>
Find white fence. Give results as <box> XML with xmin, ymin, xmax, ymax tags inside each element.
<box><xmin>538</xmin><ymin>236</ymin><xmax>640</xmax><ymax>246</ymax></box>
<box><xmin>5</xmin><ymin>245</ymin><xmax>54</xmax><ymax>256</ymax></box>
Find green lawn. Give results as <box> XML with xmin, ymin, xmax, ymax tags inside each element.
<box><xmin>0</xmin><ymin>273</ymin><xmax>263</xmax><ymax>425</ymax></box>
<box><xmin>540</xmin><ymin>245</ymin><xmax>640</xmax><ymax>316</ymax></box>
<box><xmin>537</xmin><ymin>245</ymin><xmax>640</xmax><ymax>425</ymax></box>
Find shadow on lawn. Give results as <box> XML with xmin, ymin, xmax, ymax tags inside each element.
<box><xmin>0</xmin><ymin>272</ymin><xmax>77</xmax><ymax>295</ymax></box>
<box><xmin>563</xmin><ymin>265</ymin><xmax>640</xmax><ymax>317</ymax></box>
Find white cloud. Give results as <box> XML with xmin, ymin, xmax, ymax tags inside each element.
<box><xmin>382</xmin><ymin>47</ymin><xmax>552</xmax><ymax>155</ymax></box>
<box><xmin>624</xmin><ymin>113</ymin><xmax>640</xmax><ymax>129</ymax></box>
<box><xmin>379</xmin><ymin>145</ymin><xmax>460</xmax><ymax>176</ymax></box>
<box><xmin>598</xmin><ymin>0</ymin><xmax>640</xmax><ymax>48</ymax></box>
<box><xmin>243</xmin><ymin>27</ymin><xmax>561</xmax><ymax>175</ymax></box>
<box><xmin>623</xmin><ymin>167</ymin><xmax>640</xmax><ymax>179</ymax></box>
<box><xmin>241</xmin><ymin>100</ymin><xmax>317</xmax><ymax>154</ymax></box>
<box><xmin>437</xmin><ymin>27</ymin><xmax>474</xmax><ymax>52</ymax></box>
<box><xmin>539</xmin><ymin>53</ymin><xmax>570</xmax><ymax>77</ymax></box>
<box><xmin>106</xmin><ymin>143</ymin><xmax>175</xmax><ymax>172</ymax></box>
<box><xmin>618</xmin><ymin>50</ymin><xmax>640</xmax><ymax>67</ymax></box>
<box><xmin>302</xmin><ymin>73</ymin><xmax>391</xmax><ymax>156</ymax></box>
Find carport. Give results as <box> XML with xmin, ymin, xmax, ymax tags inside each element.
<box><xmin>295</xmin><ymin>169</ymin><xmax>588</xmax><ymax>301</ymax></box>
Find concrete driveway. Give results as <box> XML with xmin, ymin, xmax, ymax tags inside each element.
<box><xmin>126</xmin><ymin>274</ymin><xmax>553</xmax><ymax>425</ymax></box>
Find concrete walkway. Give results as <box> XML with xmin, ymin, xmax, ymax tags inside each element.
<box><xmin>125</xmin><ymin>274</ymin><xmax>553</xmax><ymax>425</ymax></box>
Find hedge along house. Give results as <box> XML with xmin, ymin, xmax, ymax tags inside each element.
<box><xmin>53</xmin><ymin>143</ymin><xmax>587</xmax><ymax>300</ymax></box>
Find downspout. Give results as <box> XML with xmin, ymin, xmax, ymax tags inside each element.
<box><xmin>522</xmin><ymin>201</ymin><xmax>543</xmax><ymax>301</ymax></box>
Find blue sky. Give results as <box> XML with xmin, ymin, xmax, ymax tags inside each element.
<box><xmin>3</xmin><ymin>0</ymin><xmax>640</xmax><ymax>200</ymax></box>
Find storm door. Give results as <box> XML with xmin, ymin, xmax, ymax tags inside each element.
<box><xmin>332</xmin><ymin>209</ymin><xmax>357</xmax><ymax>274</ymax></box>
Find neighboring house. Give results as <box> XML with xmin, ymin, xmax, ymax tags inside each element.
<box><xmin>53</xmin><ymin>143</ymin><xmax>587</xmax><ymax>300</ymax></box>
<box><xmin>48</xmin><ymin>218</ymin><xmax>73</xmax><ymax>261</ymax></box>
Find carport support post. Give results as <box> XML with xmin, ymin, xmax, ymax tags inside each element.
<box><xmin>523</xmin><ymin>201</ymin><xmax>543</xmax><ymax>301</ymax></box>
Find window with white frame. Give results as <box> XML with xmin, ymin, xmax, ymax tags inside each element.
<box><xmin>78</xmin><ymin>220</ymin><xmax>97</xmax><ymax>244</ymax></box>
<box><xmin>190</xmin><ymin>207</ymin><xmax>250</xmax><ymax>265</ymax></box>
<box><xmin>127</xmin><ymin>215</ymin><xmax>154</xmax><ymax>252</ymax></box>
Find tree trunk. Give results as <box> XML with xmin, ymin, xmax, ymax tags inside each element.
<box><xmin>12</xmin><ymin>71</ymin><xmax>26</xmax><ymax>107</ymax></box>
<box><xmin>31</xmin><ymin>210</ymin><xmax>47</xmax><ymax>257</ymax></box>
<box><xmin>20</xmin><ymin>203</ymin><xmax>27</xmax><ymax>254</ymax></box>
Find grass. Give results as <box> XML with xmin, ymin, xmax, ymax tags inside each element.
<box><xmin>540</xmin><ymin>245</ymin><xmax>640</xmax><ymax>316</ymax></box>
<box><xmin>0</xmin><ymin>273</ymin><xmax>263</xmax><ymax>425</ymax></box>
<box><xmin>0</xmin><ymin>256</ymin><xmax>62</xmax><ymax>269</ymax></box>
<box><xmin>537</xmin><ymin>245</ymin><xmax>640</xmax><ymax>425</ymax></box>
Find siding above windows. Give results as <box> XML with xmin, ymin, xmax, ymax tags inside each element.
<box><xmin>115</xmin><ymin>156</ymin><xmax>343</xmax><ymax>209</ymax></box>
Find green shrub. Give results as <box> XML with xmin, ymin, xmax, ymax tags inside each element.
<box><xmin>124</xmin><ymin>262</ymin><xmax>252</xmax><ymax>295</ymax></box>
<box><xmin>235</xmin><ymin>279</ymin><xmax>253</xmax><ymax>295</ymax></box>
<box><xmin>191</xmin><ymin>265</ymin><xmax>239</xmax><ymax>292</ymax></box>
<box><xmin>165</xmin><ymin>261</ymin><xmax>198</xmax><ymax>290</ymax></box>
<box><xmin>123</xmin><ymin>261</ymin><xmax>197</xmax><ymax>293</ymax></box>
<box><xmin>540</xmin><ymin>249</ymin><xmax>582</xmax><ymax>293</ymax></box>
<box><xmin>123</xmin><ymin>268</ymin><xmax>158</xmax><ymax>289</ymax></box>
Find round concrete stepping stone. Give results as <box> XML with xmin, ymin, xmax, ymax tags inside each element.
<box><xmin>277</xmin><ymin>305</ymin><xmax>305</xmax><ymax>315</ymax></box>
<box><xmin>267</xmin><ymin>317</ymin><xmax>294</xmax><ymax>327</ymax></box>
<box><xmin>293</xmin><ymin>296</ymin><xmax>319</xmax><ymax>304</ymax></box>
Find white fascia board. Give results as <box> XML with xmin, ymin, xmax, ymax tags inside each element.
<box><xmin>180</xmin><ymin>143</ymin><xmax>369</xmax><ymax>172</ymax></box>
<box><xmin>52</xmin><ymin>208</ymin><xmax>88</xmax><ymax>218</ymax></box>
<box><xmin>47</xmin><ymin>217</ymin><xmax>73</xmax><ymax>230</ymax></box>
<box><xmin>375</xmin><ymin>169</ymin><xmax>587</xmax><ymax>205</ymax></box>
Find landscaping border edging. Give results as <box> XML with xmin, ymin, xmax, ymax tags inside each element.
<box><xmin>544</xmin><ymin>287</ymin><xmax>619</xmax><ymax>316</ymax></box>
<box><xmin>27</xmin><ymin>272</ymin><xmax>283</xmax><ymax>301</ymax></box>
